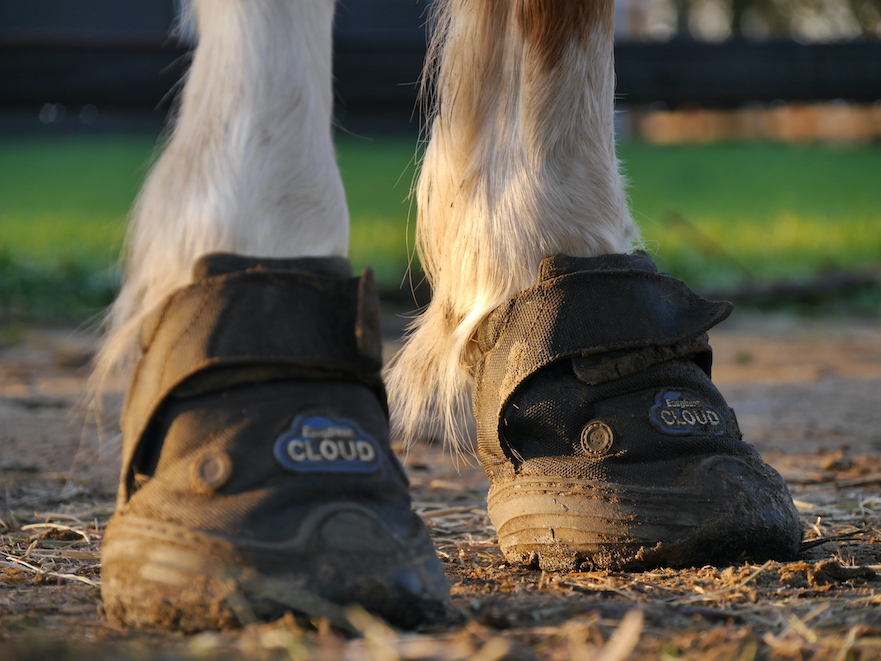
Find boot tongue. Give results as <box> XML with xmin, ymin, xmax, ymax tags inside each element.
<box><xmin>537</xmin><ymin>251</ymin><xmax>658</xmax><ymax>282</ymax></box>
<box><xmin>193</xmin><ymin>253</ymin><xmax>353</xmax><ymax>281</ymax></box>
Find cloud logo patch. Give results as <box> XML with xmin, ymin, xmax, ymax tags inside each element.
<box><xmin>649</xmin><ymin>390</ymin><xmax>725</xmax><ymax>437</ymax></box>
<box><xmin>274</xmin><ymin>414</ymin><xmax>381</xmax><ymax>473</ymax></box>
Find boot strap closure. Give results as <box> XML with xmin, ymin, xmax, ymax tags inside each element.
<box><xmin>120</xmin><ymin>268</ymin><xmax>384</xmax><ymax>502</ymax></box>
<box><xmin>474</xmin><ymin>267</ymin><xmax>732</xmax><ymax>471</ymax></box>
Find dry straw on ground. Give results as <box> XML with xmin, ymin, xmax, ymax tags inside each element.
<box><xmin>2</xmin><ymin>316</ymin><xmax>881</xmax><ymax>659</ymax></box>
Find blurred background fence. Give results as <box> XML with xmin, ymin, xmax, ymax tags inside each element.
<box><xmin>2</xmin><ymin>0</ymin><xmax>881</xmax><ymax>133</ymax></box>
<box><xmin>1</xmin><ymin>0</ymin><xmax>880</xmax><ymax>322</ymax></box>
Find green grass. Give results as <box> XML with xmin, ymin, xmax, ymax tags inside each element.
<box><xmin>337</xmin><ymin>135</ymin><xmax>420</xmax><ymax>286</ymax></box>
<box><xmin>619</xmin><ymin>142</ymin><xmax>881</xmax><ymax>291</ymax></box>
<box><xmin>0</xmin><ymin>136</ymin><xmax>153</xmax><ymax>320</ymax></box>
<box><xmin>1</xmin><ymin>135</ymin><xmax>880</xmax><ymax>321</ymax></box>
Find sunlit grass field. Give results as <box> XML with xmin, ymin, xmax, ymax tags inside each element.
<box><xmin>1</xmin><ymin>134</ymin><xmax>879</xmax><ymax>320</ymax></box>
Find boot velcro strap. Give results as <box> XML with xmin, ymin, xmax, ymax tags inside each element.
<box><xmin>474</xmin><ymin>269</ymin><xmax>731</xmax><ymax>460</ymax></box>
<box><xmin>571</xmin><ymin>335</ymin><xmax>714</xmax><ymax>386</ymax></box>
<box><xmin>120</xmin><ymin>269</ymin><xmax>383</xmax><ymax>500</ymax></box>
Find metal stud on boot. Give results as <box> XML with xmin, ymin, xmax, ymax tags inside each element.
<box><xmin>474</xmin><ymin>252</ymin><xmax>802</xmax><ymax>571</ymax></box>
<box><xmin>101</xmin><ymin>254</ymin><xmax>448</xmax><ymax>630</ymax></box>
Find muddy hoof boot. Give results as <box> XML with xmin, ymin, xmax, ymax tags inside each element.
<box><xmin>101</xmin><ymin>254</ymin><xmax>448</xmax><ymax>631</ymax></box>
<box><xmin>474</xmin><ymin>252</ymin><xmax>802</xmax><ymax>572</ymax></box>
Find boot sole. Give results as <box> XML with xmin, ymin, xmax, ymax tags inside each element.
<box><xmin>101</xmin><ymin>505</ymin><xmax>448</xmax><ymax>631</ymax></box>
<box><xmin>488</xmin><ymin>456</ymin><xmax>803</xmax><ymax>571</ymax></box>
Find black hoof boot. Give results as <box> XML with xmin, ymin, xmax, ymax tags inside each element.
<box><xmin>474</xmin><ymin>252</ymin><xmax>802</xmax><ymax>571</ymax></box>
<box><xmin>102</xmin><ymin>254</ymin><xmax>448</xmax><ymax>630</ymax></box>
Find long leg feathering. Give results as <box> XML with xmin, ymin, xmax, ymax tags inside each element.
<box><xmin>385</xmin><ymin>0</ymin><xmax>640</xmax><ymax>450</ymax></box>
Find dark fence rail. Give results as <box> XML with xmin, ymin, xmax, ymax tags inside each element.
<box><xmin>2</xmin><ymin>31</ymin><xmax>880</xmax><ymax>114</ymax></box>
<box><xmin>616</xmin><ymin>41</ymin><xmax>881</xmax><ymax>106</ymax></box>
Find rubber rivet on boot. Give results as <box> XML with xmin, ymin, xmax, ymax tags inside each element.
<box><xmin>191</xmin><ymin>451</ymin><xmax>233</xmax><ymax>495</ymax></box>
<box><xmin>580</xmin><ymin>420</ymin><xmax>615</xmax><ymax>456</ymax></box>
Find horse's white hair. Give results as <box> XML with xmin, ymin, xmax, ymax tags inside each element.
<box><xmin>92</xmin><ymin>0</ymin><xmax>639</xmax><ymax>451</ymax></box>
<box><xmin>385</xmin><ymin>0</ymin><xmax>639</xmax><ymax>448</ymax></box>
<box><xmin>92</xmin><ymin>0</ymin><xmax>348</xmax><ymax>397</ymax></box>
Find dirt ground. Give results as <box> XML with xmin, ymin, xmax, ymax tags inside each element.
<box><xmin>1</xmin><ymin>311</ymin><xmax>880</xmax><ymax>660</ymax></box>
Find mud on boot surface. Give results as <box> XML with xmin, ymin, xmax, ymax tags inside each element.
<box><xmin>474</xmin><ymin>252</ymin><xmax>802</xmax><ymax>572</ymax></box>
<box><xmin>101</xmin><ymin>254</ymin><xmax>448</xmax><ymax>631</ymax></box>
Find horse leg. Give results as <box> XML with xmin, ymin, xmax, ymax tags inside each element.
<box><xmin>94</xmin><ymin>0</ymin><xmax>347</xmax><ymax>388</ymax></box>
<box><xmin>388</xmin><ymin>0</ymin><xmax>638</xmax><ymax>443</ymax></box>
<box><xmin>390</xmin><ymin>0</ymin><xmax>802</xmax><ymax>571</ymax></box>
<box><xmin>98</xmin><ymin>0</ymin><xmax>448</xmax><ymax>630</ymax></box>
